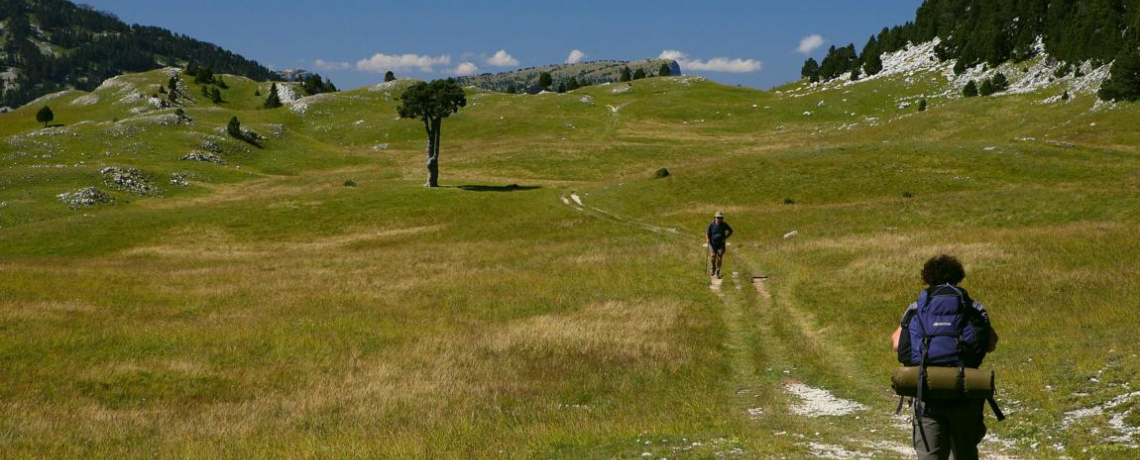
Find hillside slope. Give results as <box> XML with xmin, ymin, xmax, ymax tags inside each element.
<box><xmin>0</xmin><ymin>0</ymin><xmax>277</xmax><ymax>109</ymax></box>
<box><xmin>0</xmin><ymin>64</ymin><xmax>1139</xmax><ymax>459</ymax></box>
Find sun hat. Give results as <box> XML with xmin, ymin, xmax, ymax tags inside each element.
<box><xmin>714</xmin><ymin>211</ymin><xmax>724</xmax><ymax>218</ymax></box>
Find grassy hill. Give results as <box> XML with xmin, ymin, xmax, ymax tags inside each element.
<box><xmin>1</xmin><ymin>46</ymin><xmax>1139</xmax><ymax>459</ymax></box>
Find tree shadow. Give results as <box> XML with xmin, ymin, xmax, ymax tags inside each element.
<box><xmin>452</xmin><ymin>184</ymin><xmax>541</xmax><ymax>192</ymax></box>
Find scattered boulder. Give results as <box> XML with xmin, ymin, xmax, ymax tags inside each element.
<box><xmin>783</xmin><ymin>230</ymin><xmax>799</xmax><ymax>240</ymax></box>
<box><xmin>57</xmin><ymin>187</ymin><xmax>113</xmax><ymax>208</ymax></box>
<box><xmin>170</xmin><ymin>172</ymin><xmax>194</xmax><ymax>187</ymax></box>
<box><xmin>200</xmin><ymin>140</ymin><xmax>223</xmax><ymax>154</ymax></box>
<box><xmin>99</xmin><ymin>167</ymin><xmax>161</xmax><ymax>196</ymax></box>
<box><xmin>181</xmin><ymin>151</ymin><xmax>226</xmax><ymax>165</ymax></box>
<box><xmin>240</xmin><ymin>127</ymin><xmax>265</xmax><ymax>141</ymax></box>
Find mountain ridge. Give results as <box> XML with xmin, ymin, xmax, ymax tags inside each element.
<box><xmin>0</xmin><ymin>0</ymin><xmax>279</xmax><ymax>109</ymax></box>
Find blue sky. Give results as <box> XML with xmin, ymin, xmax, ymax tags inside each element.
<box><xmin>83</xmin><ymin>0</ymin><xmax>924</xmax><ymax>90</ymax></box>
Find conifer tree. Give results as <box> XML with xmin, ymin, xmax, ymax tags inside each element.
<box><xmin>567</xmin><ymin>77</ymin><xmax>580</xmax><ymax>91</ymax></box>
<box><xmin>659</xmin><ymin>63</ymin><xmax>672</xmax><ymax>77</ymax></box>
<box><xmin>168</xmin><ymin>75</ymin><xmax>179</xmax><ymax>92</ymax></box>
<box><xmin>506</xmin><ymin>84</ymin><xmax>517</xmax><ymax>94</ymax></box>
<box><xmin>801</xmin><ymin>58</ymin><xmax>820</xmax><ymax>83</ymax></box>
<box><xmin>864</xmin><ymin>53</ymin><xmax>884</xmax><ymax>76</ymax></box>
<box><xmin>397</xmin><ymin>79</ymin><xmax>467</xmax><ymax>188</ymax></box>
<box><xmin>538</xmin><ymin>72</ymin><xmax>553</xmax><ymax>91</ymax></box>
<box><xmin>264</xmin><ymin>83</ymin><xmax>282</xmax><ymax>109</ymax></box>
<box><xmin>557</xmin><ymin>82</ymin><xmax>566</xmax><ymax>93</ymax></box>
<box><xmin>384</xmin><ymin>71</ymin><xmax>396</xmax><ymax>82</ymax></box>
<box><xmin>918</xmin><ymin>99</ymin><xmax>928</xmax><ymax>111</ymax></box>
<box><xmin>210</xmin><ymin>86</ymin><xmax>222</xmax><ymax>103</ymax></box>
<box><xmin>227</xmin><ymin>116</ymin><xmax>242</xmax><ymax>139</ymax></box>
<box><xmin>619</xmin><ymin>66</ymin><xmax>632</xmax><ymax>82</ymax></box>
<box><xmin>194</xmin><ymin>67</ymin><xmax>215</xmax><ymax>85</ymax></box>
<box><xmin>633</xmin><ymin>68</ymin><xmax>647</xmax><ymax>80</ymax></box>
<box><xmin>850</xmin><ymin>67</ymin><xmax>861</xmax><ymax>81</ymax></box>
<box><xmin>1099</xmin><ymin>48</ymin><xmax>1140</xmax><ymax>102</ymax></box>
<box><xmin>991</xmin><ymin>72</ymin><xmax>1009</xmax><ymax>91</ymax></box>
<box><xmin>963</xmin><ymin>80</ymin><xmax>979</xmax><ymax>97</ymax></box>
<box><xmin>980</xmin><ymin>78</ymin><xmax>996</xmax><ymax>96</ymax></box>
<box><xmin>215</xmin><ymin>76</ymin><xmax>228</xmax><ymax>89</ymax></box>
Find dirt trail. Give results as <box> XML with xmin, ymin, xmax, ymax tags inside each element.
<box><xmin>555</xmin><ymin>196</ymin><xmax>1023</xmax><ymax>459</ymax></box>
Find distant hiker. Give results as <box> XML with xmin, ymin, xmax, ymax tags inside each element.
<box><xmin>706</xmin><ymin>211</ymin><xmax>734</xmax><ymax>279</ymax></box>
<box><xmin>891</xmin><ymin>255</ymin><xmax>1001</xmax><ymax>460</ymax></box>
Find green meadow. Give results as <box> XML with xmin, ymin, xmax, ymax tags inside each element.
<box><xmin>0</xmin><ymin>66</ymin><xmax>1138</xmax><ymax>459</ymax></box>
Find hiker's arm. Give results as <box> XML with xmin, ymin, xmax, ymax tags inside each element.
<box><xmin>891</xmin><ymin>326</ymin><xmax>902</xmax><ymax>352</ymax></box>
<box><xmin>988</xmin><ymin>329</ymin><xmax>999</xmax><ymax>353</ymax></box>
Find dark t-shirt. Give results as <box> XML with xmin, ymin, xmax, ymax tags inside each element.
<box><xmin>707</xmin><ymin>221</ymin><xmax>733</xmax><ymax>247</ymax></box>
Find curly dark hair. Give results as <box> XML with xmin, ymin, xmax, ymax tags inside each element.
<box><xmin>922</xmin><ymin>254</ymin><xmax>966</xmax><ymax>286</ymax></box>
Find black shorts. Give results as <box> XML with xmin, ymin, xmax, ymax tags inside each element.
<box><xmin>709</xmin><ymin>244</ymin><xmax>726</xmax><ymax>255</ymax></box>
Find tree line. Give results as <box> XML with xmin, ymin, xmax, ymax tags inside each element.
<box><xmin>801</xmin><ymin>0</ymin><xmax>1140</xmax><ymax>101</ymax></box>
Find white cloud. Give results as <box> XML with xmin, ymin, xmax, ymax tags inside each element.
<box><xmin>314</xmin><ymin>59</ymin><xmax>351</xmax><ymax>71</ymax></box>
<box><xmin>796</xmin><ymin>35</ymin><xmax>826</xmax><ymax>55</ymax></box>
<box><xmin>658</xmin><ymin>50</ymin><xmax>762</xmax><ymax>73</ymax></box>
<box><xmin>453</xmin><ymin>62</ymin><xmax>480</xmax><ymax>76</ymax></box>
<box><xmin>566</xmin><ymin>49</ymin><xmax>587</xmax><ymax>64</ymax></box>
<box><xmin>356</xmin><ymin>53</ymin><xmax>452</xmax><ymax>73</ymax></box>
<box><xmin>486</xmin><ymin>50</ymin><xmax>519</xmax><ymax>67</ymax></box>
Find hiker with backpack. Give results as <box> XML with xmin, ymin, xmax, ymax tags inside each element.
<box><xmin>706</xmin><ymin>211</ymin><xmax>734</xmax><ymax>279</ymax></box>
<box><xmin>891</xmin><ymin>255</ymin><xmax>1002</xmax><ymax>460</ymax></box>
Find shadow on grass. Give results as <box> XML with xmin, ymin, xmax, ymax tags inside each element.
<box><xmin>451</xmin><ymin>184</ymin><xmax>541</xmax><ymax>193</ymax></box>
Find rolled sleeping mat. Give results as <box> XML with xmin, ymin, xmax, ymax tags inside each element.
<box><xmin>892</xmin><ymin>366</ymin><xmax>995</xmax><ymax>400</ymax></box>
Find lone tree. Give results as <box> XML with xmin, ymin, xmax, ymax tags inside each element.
<box><xmin>36</xmin><ymin>105</ymin><xmax>54</xmax><ymax>127</ymax></box>
<box><xmin>397</xmin><ymin>79</ymin><xmax>467</xmax><ymax>188</ymax></box>
<box><xmin>227</xmin><ymin>116</ymin><xmax>242</xmax><ymax>139</ymax></box>
<box><xmin>620</xmin><ymin>66</ymin><xmax>632</xmax><ymax>82</ymax></box>
<box><xmin>264</xmin><ymin>83</ymin><xmax>283</xmax><ymax>109</ymax></box>
<box><xmin>384</xmin><ymin>71</ymin><xmax>397</xmax><ymax>82</ymax></box>
<box><xmin>659</xmin><ymin>63</ymin><xmax>672</xmax><ymax>77</ymax></box>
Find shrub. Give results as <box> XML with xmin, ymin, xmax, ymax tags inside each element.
<box><xmin>991</xmin><ymin>72</ymin><xmax>1009</xmax><ymax>91</ymax></box>
<box><xmin>979</xmin><ymin>79</ymin><xmax>996</xmax><ymax>96</ymax></box>
<box><xmin>918</xmin><ymin>99</ymin><xmax>928</xmax><ymax>112</ymax></box>
<box><xmin>963</xmin><ymin>80</ymin><xmax>979</xmax><ymax>97</ymax></box>
<box><xmin>344</xmin><ymin>179</ymin><xmax>357</xmax><ymax>187</ymax></box>
<box><xmin>653</xmin><ymin>168</ymin><xmax>671</xmax><ymax>179</ymax></box>
<box><xmin>783</xmin><ymin>198</ymin><xmax>795</xmax><ymax>205</ymax></box>
<box><xmin>903</xmin><ymin>191</ymin><xmax>914</xmax><ymax>198</ymax></box>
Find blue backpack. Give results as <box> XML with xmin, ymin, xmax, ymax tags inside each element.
<box><xmin>896</xmin><ymin>284</ymin><xmax>1003</xmax><ymax>449</ymax></box>
<box><xmin>897</xmin><ymin>284</ymin><xmax>990</xmax><ymax>369</ymax></box>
